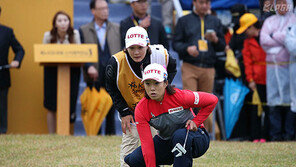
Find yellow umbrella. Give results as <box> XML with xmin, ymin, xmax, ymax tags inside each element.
<box><xmin>252</xmin><ymin>89</ymin><xmax>263</xmax><ymax>117</ymax></box>
<box><xmin>80</xmin><ymin>87</ymin><xmax>113</xmax><ymax>135</ymax></box>
<box><xmin>225</xmin><ymin>49</ymin><xmax>241</xmax><ymax>77</ymax></box>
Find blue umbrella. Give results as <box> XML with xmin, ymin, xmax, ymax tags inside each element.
<box><xmin>223</xmin><ymin>78</ymin><xmax>250</xmax><ymax>139</ymax></box>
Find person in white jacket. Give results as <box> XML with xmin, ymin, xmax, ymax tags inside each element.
<box><xmin>260</xmin><ymin>0</ymin><xmax>296</xmax><ymax>141</ymax></box>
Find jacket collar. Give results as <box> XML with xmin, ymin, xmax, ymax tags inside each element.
<box><xmin>131</xmin><ymin>13</ymin><xmax>148</xmax><ymax>21</ymax></box>
<box><xmin>95</xmin><ymin>22</ymin><xmax>107</xmax><ymax>31</ymax></box>
<box><xmin>89</xmin><ymin>20</ymin><xmax>109</xmax><ymax>32</ymax></box>
<box><xmin>192</xmin><ymin>11</ymin><xmax>208</xmax><ymax>19</ymax></box>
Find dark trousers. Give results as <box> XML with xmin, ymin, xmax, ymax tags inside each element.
<box><xmin>0</xmin><ymin>88</ymin><xmax>8</xmax><ymax>134</ymax></box>
<box><xmin>249</xmin><ymin>107</ymin><xmax>270</xmax><ymax>140</ymax></box>
<box><xmin>125</xmin><ymin>128</ymin><xmax>210</xmax><ymax>167</ymax></box>
<box><xmin>98</xmin><ymin>106</ymin><xmax>116</xmax><ymax>135</ymax></box>
<box><xmin>249</xmin><ymin>84</ymin><xmax>270</xmax><ymax>140</ymax></box>
<box><xmin>269</xmin><ymin>106</ymin><xmax>296</xmax><ymax>141</ymax></box>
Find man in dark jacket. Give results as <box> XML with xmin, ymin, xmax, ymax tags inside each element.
<box><xmin>0</xmin><ymin>6</ymin><xmax>25</xmax><ymax>134</ymax></box>
<box><xmin>173</xmin><ymin>0</ymin><xmax>225</xmax><ymax>133</ymax></box>
<box><xmin>119</xmin><ymin>0</ymin><xmax>169</xmax><ymax>49</ymax></box>
<box><xmin>79</xmin><ymin>0</ymin><xmax>121</xmax><ymax>135</ymax></box>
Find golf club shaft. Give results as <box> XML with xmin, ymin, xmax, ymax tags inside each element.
<box><xmin>183</xmin><ymin>128</ymin><xmax>189</xmax><ymax>148</ymax></box>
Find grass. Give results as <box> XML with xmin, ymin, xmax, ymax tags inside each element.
<box><xmin>0</xmin><ymin>135</ymin><xmax>295</xmax><ymax>167</ymax></box>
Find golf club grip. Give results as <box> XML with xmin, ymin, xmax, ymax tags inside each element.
<box><xmin>187</xmin><ymin>124</ymin><xmax>190</xmax><ymax>130</ymax></box>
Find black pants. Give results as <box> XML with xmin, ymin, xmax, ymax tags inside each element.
<box><xmin>249</xmin><ymin>84</ymin><xmax>270</xmax><ymax>140</ymax></box>
<box><xmin>0</xmin><ymin>88</ymin><xmax>8</xmax><ymax>134</ymax></box>
<box><xmin>44</xmin><ymin>66</ymin><xmax>80</xmax><ymax>123</ymax></box>
<box><xmin>125</xmin><ymin>128</ymin><xmax>210</xmax><ymax>167</ymax></box>
<box><xmin>269</xmin><ymin>106</ymin><xmax>296</xmax><ymax>141</ymax></box>
<box><xmin>98</xmin><ymin>106</ymin><xmax>116</xmax><ymax>135</ymax></box>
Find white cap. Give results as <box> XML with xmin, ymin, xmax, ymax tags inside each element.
<box><xmin>125</xmin><ymin>26</ymin><xmax>149</xmax><ymax>48</ymax></box>
<box><xmin>142</xmin><ymin>63</ymin><xmax>168</xmax><ymax>82</ymax></box>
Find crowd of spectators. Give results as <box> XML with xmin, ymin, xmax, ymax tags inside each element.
<box><xmin>1</xmin><ymin>0</ymin><xmax>295</xmax><ymax>143</ymax></box>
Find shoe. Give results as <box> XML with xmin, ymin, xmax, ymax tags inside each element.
<box><xmin>259</xmin><ymin>138</ymin><xmax>266</xmax><ymax>143</ymax></box>
<box><xmin>253</xmin><ymin>139</ymin><xmax>260</xmax><ymax>143</ymax></box>
<box><xmin>270</xmin><ymin>136</ymin><xmax>282</xmax><ymax>141</ymax></box>
<box><xmin>283</xmin><ymin>135</ymin><xmax>294</xmax><ymax>141</ymax></box>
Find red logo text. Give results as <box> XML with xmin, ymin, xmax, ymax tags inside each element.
<box><xmin>127</xmin><ymin>34</ymin><xmax>144</xmax><ymax>39</ymax></box>
<box><xmin>144</xmin><ymin>69</ymin><xmax>161</xmax><ymax>75</ymax></box>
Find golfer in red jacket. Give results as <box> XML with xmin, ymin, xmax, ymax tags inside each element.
<box><xmin>124</xmin><ymin>63</ymin><xmax>218</xmax><ymax>167</ymax></box>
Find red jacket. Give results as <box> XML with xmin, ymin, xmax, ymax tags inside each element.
<box><xmin>135</xmin><ymin>89</ymin><xmax>218</xmax><ymax>167</ymax></box>
<box><xmin>242</xmin><ymin>37</ymin><xmax>266</xmax><ymax>85</ymax></box>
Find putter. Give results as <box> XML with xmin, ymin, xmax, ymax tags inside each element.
<box><xmin>171</xmin><ymin>126</ymin><xmax>190</xmax><ymax>157</ymax></box>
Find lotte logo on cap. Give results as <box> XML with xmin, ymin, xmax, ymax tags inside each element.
<box><xmin>142</xmin><ymin>63</ymin><xmax>168</xmax><ymax>82</ymax></box>
<box><xmin>125</xmin><ymin>26</ymin><xmax>149</xmax><ymax>48</ymax></box>
<box><xmin>144</xmin><ymin>69</ymin><xmax>161</xmax><ymax>75</ymax></box>
<box><xmin>127</xmin><ymin>34</ymin><xmax>145</xmax><ymax>39</ymax></box>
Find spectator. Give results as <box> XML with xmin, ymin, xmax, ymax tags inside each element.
<box><xmin>0</xmin><ymin>6</ymin><xmax>25</xmax><ymax>134</ymax></box>
<box><xmin>285</xmin><ymin>11</ymin><xmax>296</xmax><ymax>114</ymax></box>
<box><xmin>237</xmin><ymin>13</ymin><xmax>269</xmax><ymax>142</ymax></box>
<box><xmin>43</xmin><ymin>11</ymin><xmax>81</xmax><ymax>134</ymax></box>
<box><xmin>173</xmin><ymin>0</ymin><xmax>225</xmax><ymax>134</ymax></box>
<box><xmin>120</xmin><ymin>0</ymin><xmax>169</xmax><ymax>49</ymax></box>
<box><xmin>159</xmin><ymin>0</ymin><xmax>174</xmax><ymax>38</ymax></box>
<box><xmin>105</xmin><ymin>26</ymin><xmax>176</xmax><ymax>167</ymax></box>
<box><xmin>228</xmin><ymin>4</ymin><xmax>248</xmax><ymax>65</ymax></box>
<box><xmin>285</xmin><ymin>19</ymin><xmax>296</xmax><ymax>141</ymax></box>
<box><xmin>227</xmin><ymin>4</ymin><xmax>251</xmax><ymax>140</ymax></box>
<box><xmin>260</xmin><ymin>0</ymin><xmax>296</xmax><ymax>141</ymax></box>
<box><xmin>79</xmin><ymin>0</ymin><xmax>121</xmax><ymax>135</ymax></box>
<box><xmin>125</xmin><ymin>63</ymin><xmax>217</xmax><ymax>167</ymax></box>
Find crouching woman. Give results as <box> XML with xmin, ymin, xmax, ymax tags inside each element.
<box><xmin>125</xmin><ymin>63</ymin><xmax>218</xmax><ymax>167</ymax></box>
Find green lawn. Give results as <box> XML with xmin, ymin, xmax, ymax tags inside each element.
<box><xmin>0</xmin><ymin>135</ymin><xmax>295</xmax><ymax>167</ymax></box>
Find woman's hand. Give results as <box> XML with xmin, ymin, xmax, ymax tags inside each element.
<box><xmin>185</xmin><ymin>120</ymin><xmax>198</xmax><ymax>131</ymax></box>
<box><xmin>10</xmin><ymin>61</ymin><xmax>19</xmax><ymax>68</ymax></box>
<box><xmin>248</xmin><ymin>81</ymin><xmax>256</xmax><ymax>91</ymax></box>
<box><xmin>121</xmin><ymin>115</ymin><xmax>135</xmax><ymax>134</ymax></box>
